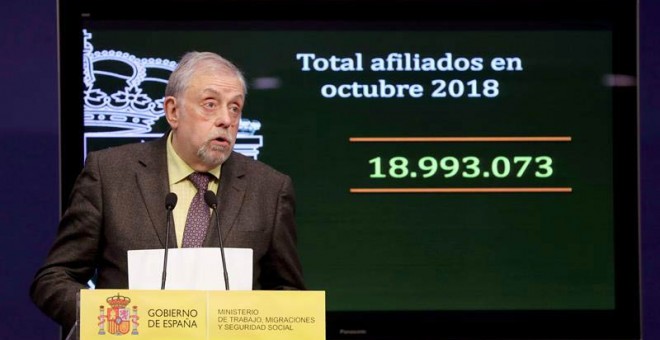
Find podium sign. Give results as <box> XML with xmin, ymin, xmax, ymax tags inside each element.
<box><xmin>79</xmin><ymin>290</ymin><xmax>325</xmax><ymax>340</ymax></box>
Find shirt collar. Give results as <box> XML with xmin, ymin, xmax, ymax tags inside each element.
<box><xmin>166</xmin><ymin>131</ymin><xmax>221</xmax><ymax>185</ymax></box>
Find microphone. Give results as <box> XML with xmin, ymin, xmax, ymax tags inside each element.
<box><xmin>161</xmin><ymin>192</ymin><xmax>178</xmax><ymax>289</ymax></box>
<box><xmin>204</xmin><ymin>190</ymin><xmax>230</xmax><ymax>290</ymax></box>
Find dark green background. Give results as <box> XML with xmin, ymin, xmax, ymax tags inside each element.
<box><xmin>84</xmin><ymin>29</ymin><xmax>613</xmax><ymax>311</ymax></box>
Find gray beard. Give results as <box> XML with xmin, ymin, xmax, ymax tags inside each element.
<box><xmin>197</xmin><ymin>142</ymin><xmax>230</xmax><ymax>167</ymax></box>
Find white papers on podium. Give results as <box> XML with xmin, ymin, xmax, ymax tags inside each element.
<box><xmin>127</xmin><ymin>247</ymin><xmax>253</xmax><ymax>290</ymax></box>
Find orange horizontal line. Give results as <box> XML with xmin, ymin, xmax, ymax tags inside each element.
<box><xmin>349</xmin><ymin>137</ymin><xmax>572</xmax><ymax>142</ymax></box>
<box><xmin>350</xmin><ymin>187</ymin><xmax>573</xmax><ymax>193</ymax></box>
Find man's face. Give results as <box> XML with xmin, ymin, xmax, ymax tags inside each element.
<box><xmin>165</xmin><ymin>66</ymin><xmax>244</xmax><ymax>171</ymax></box>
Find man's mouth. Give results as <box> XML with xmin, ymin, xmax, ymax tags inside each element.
<box><xmin>210</xmin><ymin>136</ymin><xmax>230</xmax><ymax>146</ymax></box>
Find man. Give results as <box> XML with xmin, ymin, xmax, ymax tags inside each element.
<box><xmin>30</xmin><ymin>51</ymin><xmax>305</xmax><ymax>333</ymax></box>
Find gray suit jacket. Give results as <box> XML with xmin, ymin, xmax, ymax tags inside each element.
<box><xmin>30</xmin><ymin>136</ymin><xmax>305</xmax><ymax>332</ymax></box>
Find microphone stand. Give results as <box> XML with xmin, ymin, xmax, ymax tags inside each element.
<box><xmin>161</xmin><ymin>193</ymin><xmax>177</xmax><ymax>289</ymax></box>
<box><xmin>204</xmin><ymin>190</ymin><xmax>230</xmax><ymax>290</ymax></box>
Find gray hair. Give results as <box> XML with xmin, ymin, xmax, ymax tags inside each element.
<box><xmin>165</xmin><ymin>51</ymin><xmax>247</xmax><ymax>98</ymax></box>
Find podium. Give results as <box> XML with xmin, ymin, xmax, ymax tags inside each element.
<box><xmin>67</xmin><ymin>289</ymin><xmax>325</xmax><ymax>340</ymax></box>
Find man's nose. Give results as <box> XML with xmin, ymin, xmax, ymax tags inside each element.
<box><xmin>213</xmin><ymin>108</ymin><xmax>232</xmax><ymax>127</ymax></box>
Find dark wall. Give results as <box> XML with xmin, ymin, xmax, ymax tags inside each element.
<box><xmin>0</xmin><ymin>0</ymin><xmax>60</xmax><ymax>338</ymax></box>
<box><xmin>0</xmin><ymin>0</ymin><xmax>656</xmax><ymax>339</ymax></box>
<box><xmin>640</xmin><ymin>0</ymin><xmax>660</xmax><ymax>338</ymax></box>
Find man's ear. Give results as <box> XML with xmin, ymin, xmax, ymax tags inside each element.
<box><xmin>164</xmin><ymin>96</ymin><xmax>179</xmax><ymax>128</ymax></box>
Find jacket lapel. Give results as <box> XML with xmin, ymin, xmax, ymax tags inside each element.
<box><xmin>205</xmin><ymin>152</ymin><xmax>246</xmax><ymax>246</ymax></box>
<box><xmin>135</xmin><ymin>137</ymin><xmax>172</xmax><ymax>248</ymax></box>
